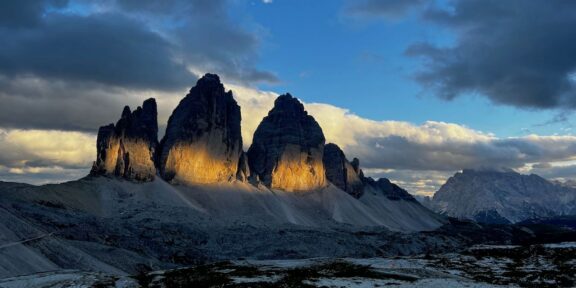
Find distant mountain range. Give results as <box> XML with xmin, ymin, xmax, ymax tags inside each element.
<box><xmin>424</xmin><ymin>169</ymin><xmax>576</xmax><ymax>224</ymax></box>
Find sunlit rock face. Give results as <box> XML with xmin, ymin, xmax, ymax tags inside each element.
<box><xmin>91</xmin><ymin>98</ymin><xmax>158</xmax><ymax>181</ymax></box>
<box><xmin>323</xmin><ymin>143</ymin><xmax>364</xmax><ymax>198</ymax></box>
<box><xmin>159</xmin><ymin>74</ymin><xmax>243</xmax><ymax>184</ymax></box>
<box><xmin>247</xmin><ymin>94</ymin><xmax>326</xmax><ymax>191</ymax></box>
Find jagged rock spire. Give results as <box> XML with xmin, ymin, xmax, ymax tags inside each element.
<box><xmin>91</xmin><ymin>98</ymin><xmax>158</xmax><ymax>181</ymax></box>
<box><xmin>247</xmin><ymin>93</ymin><xmax>326</xmax><ymax>191</ymax></box>
<box><xmin>158</xmin><ymin>73</ymin><xmax>243</xmax><ymax>184</ymax></box>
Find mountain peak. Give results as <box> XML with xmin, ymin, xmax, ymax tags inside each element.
<box><xmin>193</xmin><ymin>73</ymin><xmax>224</xmax><ymax>91</ymax></box>
<box><xmin>431</xmin><ymin>170</ymin><xmax>576</xmax><ymax>223</ymax></box>
<box><xmin>158</xmin><ymin>73</ymin><xmax>243</xmax><ymax>184</ymax></box>
<box><xmin>247</xmin><ymin>93</ymin><xmax>326</xmax><ymax>191</ymax></box>
<box><xmin>270</xmin><ymin>93</ymin><xmax>307</xmax><ymax>117</ymax></box>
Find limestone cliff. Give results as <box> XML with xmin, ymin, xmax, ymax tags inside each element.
<box><xmin>158</xmin><ymin>74</ymin><xmax>243</xmax><ymax>184</ymax></box>
<box><xmin>247</xmin><ymin>94</ymin><xmax>326</xmax><ymax>191</ymax></box>
<box><xmin>323</xmin><ymin>143</ymin><xmax>364</xmax><ymax>198</ymax></box>
<box><xmin>91</xmin><ymin>98</ymin><xmax>158</xmax><ymax>181</ymax></box>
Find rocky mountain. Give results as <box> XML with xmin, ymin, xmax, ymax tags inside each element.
<box><xmin>90</xmin><ymin>98</ymin><xmax>158</xmax><ymax>181</ymax></box>
<box><xmin>158</xmin><ymin>74</ymin><xmax>243</xmax><ymax>184</ymax></box>
<box><xmin>362</xmin><ymin>177</ymin><xmax>417</xmax><ymax>202</ymax></box>
<box><xmin>323</xmin><ymin>143</ymin><xmax>364</xmax><ymax>198</ymax></box>
<box><xmin>247</xmin><ymin>94</ymin><xmax>326</xmax><ymax>191</ymax></box>
<box><xmin>430</xmin><ymin>169</ymin><xmax>576</xmax><ymax>224</ymax></box>
<box><xmin>0</xmin><ymin>73</ymin><xmax>456</xmax><ymax>280</ymax></box>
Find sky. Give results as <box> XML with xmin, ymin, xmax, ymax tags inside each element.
<box><xmin>1</xmin><ymin>0</ymin><xmax>576</xmax><ymax>195</ymax></box>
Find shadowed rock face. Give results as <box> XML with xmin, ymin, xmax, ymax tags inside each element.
<box><xmin>323</xmin><ymin>143</ymin><xmax>364</xmax><ymax>198</ymax></box>
<box><xmin>159</xmin><ymin>74</ymin><xmax>243</xmax><ymax>184</ymax></box>
<box><xmin>91</xmin><ymin>98</ymin><xmax>158</xmax><ymax>181</ymax></box>
<box><xmin>362</xmin><ymin>177</ymin><xmax>416</xmax><ymax>202</ymax></box>
<box><xmin>247</xmin><ymin>94</ymin><xmax>326</xmax><ymax>191</ymax></box>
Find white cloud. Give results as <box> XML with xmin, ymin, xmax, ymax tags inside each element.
<box><xmin>0</xmin><ymin>129</ymin><xmax>95</xmax><ymax>184</ymax></box>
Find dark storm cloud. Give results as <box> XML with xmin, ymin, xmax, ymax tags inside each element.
<box><xmin>406</xmin><ymin>0</ymin><xmax>576</xmax><ymax>109</ymax></box>
<box><xmin>0</xmin><ymin>0</ymin><xmax>278</xmax><ymax>91</ymax></box>
<box><xmin>114</xmin><ymin>0</ymin><xmax>278</xmax><ymax>84</ymax></box>
<box><xmin>0</xmin><ymin>13</ymin><xmax>193</xmax><ymax>90</ymax></box>
<box><xmin>346</xmin><ymin>0</ymin><xmax>426</xmax><ymax>19</ymax></box>
<box><xmin>0</xmin><ymin>0</ymin><xmax>68</xmax><ymax>28</ymax></box>
<box><xmin>0</xmin><ymin>0</ymin><xmax>277</xmax><ymax>132</ymax></box>
<box><xmin>0</xmin><ymin>76</ymin><xmax>141</xmax><ymax>132</ymax></box>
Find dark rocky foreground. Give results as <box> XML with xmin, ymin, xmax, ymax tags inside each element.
<box><xmin>1</xmin><ymin>243</ymin><xmax>574</xmax><ymax>287</ymax></box>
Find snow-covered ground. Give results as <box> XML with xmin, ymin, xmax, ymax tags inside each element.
<box><xmin>2</xmin><ymin>241</ymin><xmax>574</xmax><ymax>287</ymax></box>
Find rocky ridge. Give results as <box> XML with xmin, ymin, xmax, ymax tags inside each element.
<box><xmin>90</xmin><ymin>73</ymin><xmax>419</xmax><ymax>202</ymax></box>
<box><xmin>323</xmin><ymin>143</ymin><xmax>364</xmax><ymax>198</ymax></box>
<box><xmin>90</xmin><ymin>98</ymin><xmax>158</xmax><ymax>181</ymax></box>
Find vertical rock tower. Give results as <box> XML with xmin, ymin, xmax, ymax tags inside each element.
<box><xmin>158</xmin><ymin>74</ymin><xmax>243</xmax><ymax>184</ymax></box>
<box><xmin>91</xmin><ymin>98</ymin><xmax>158</xmax><ymax>181</ymax></box>
<box><xmin>322</xmin><ymin>143</ymin><xmax>364</xmax><ymax>198</ymax></box>
<box><xmin>247</xmin><ymin>94</ymin><xmax>326</xmax><ymax>191</ymax></box>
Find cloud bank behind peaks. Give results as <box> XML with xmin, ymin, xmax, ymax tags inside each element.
<box><xmin>232</xmin><ymin>85</ymin><xmax>576</xmax><ymax>176</ymax></box>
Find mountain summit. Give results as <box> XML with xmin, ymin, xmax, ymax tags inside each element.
<box><xmin>247</xmin><ymin>94</ymin><xmax>327</xmax><ymax>191</ymax></box>
<box><xmin>158</xmin><ymin>74</ymin><xmax>243</xmax><ymax>184</ymax></box>
<box><xmin>430</xmin><ymin>169</ymin><xmax>576</xmax><ymax>223</ymax></box>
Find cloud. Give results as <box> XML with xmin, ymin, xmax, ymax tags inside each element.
<box><xmin>112</xmin><ymin>0</ymin><xmax>278</xmax><ymax>85</ymax></box>
<box><xmin>0</xmin><ymin>0</ymin><xmax>278</xmax><ymax>135</ymax></box>
<box><xmin>0</xmin><ymin>0</ymin><xmax>68</xmax><ymax>28</ymax></box>
<box><xmin>0</xmin><ymin>13</ymin><xmax>193</xmax><ymax>91</ymax></box>
<box><xmin>0</xmin><ymin>128</ymin><xmax>94</xmax><ymax>184</ymax></box>
<box><xmin>0</xmin><ymin>0</ymin><xmax>276</xmax><ymax>94</ymax></box>
<box><xmin>406</xmin><ymin>0</ymin><xmax>576</xmax><ymax>109</ymax></box>
<box><xmin>0</xmin><ymin>75</ymin><xmax>188</xmax><ymax>132</ymax></box>
<box><xmin>529</xmin><ymin>163</ymin><xmax>576</xmax><ymax>182</ymax></box>
<box><xmin>345</xmin><ymin>0</ymin><xmax>427</xmax><ymax>20</ymax></box>
<box><xmin>0</xmin><ymin>129</ymin><xmax>94</xmax><ymax>169</ymax></box>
